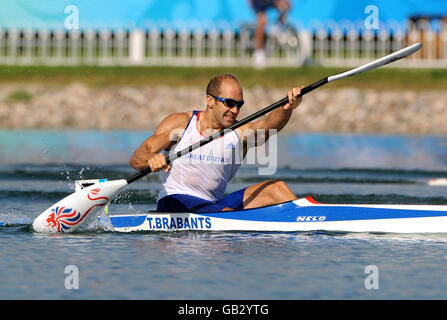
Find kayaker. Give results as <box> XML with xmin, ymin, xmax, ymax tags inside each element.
<box><xmin>129</xmin><ymin>73</ymin><xmax>303</xmax><ymax>212</ymax></box>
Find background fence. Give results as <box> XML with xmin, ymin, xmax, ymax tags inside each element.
<box><xmin>0</xmin><ymin>19</ymin><xmax>446</xmax><ymax>68</ymax></box>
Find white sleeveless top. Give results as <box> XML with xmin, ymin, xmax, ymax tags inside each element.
<box><xmin>157</xmin><ymin>110</ymin><xmax>242</xmax><ymax>202</ymax></box>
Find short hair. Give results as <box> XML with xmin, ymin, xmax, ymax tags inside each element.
<box><xmin>206</xmin><ymin>73</ymin><xmax>241</xmax><ymax>96</ymax></box>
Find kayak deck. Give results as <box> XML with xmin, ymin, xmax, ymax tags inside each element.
<box><xmin>109</xmin><ymin>197</ymin><xmax>447</xmax><ymax>234</ymax></box>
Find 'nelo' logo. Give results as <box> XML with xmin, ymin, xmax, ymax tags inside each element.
<box><xmin>296</xmin><ymin>216</ymin><xmax>326</xmax><ymax>222</ymax></box>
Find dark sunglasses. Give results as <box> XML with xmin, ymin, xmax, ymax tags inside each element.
<box><xmin>209</xmin><ymin>94</ymin><xmax>244</xmax><ymax>109</ymax></box>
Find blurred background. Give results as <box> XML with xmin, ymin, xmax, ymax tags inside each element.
<box><xmin>0</xmin><ymin>0</ymin><xmax>446</xmax><ymax>67</ymax></box>
<box><xmin>0</xmin><ymin>0</ymin><xmax>446</xmax><ymax>168</ymax></box>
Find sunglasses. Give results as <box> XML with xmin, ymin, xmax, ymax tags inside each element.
<box><xmin>209</xmin><ymin>94</ymin><xmax>244</xmax><ymax>109</ymax></box>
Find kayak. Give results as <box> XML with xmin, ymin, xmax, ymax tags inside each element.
<box><xmin>109</xmin><ymin>196</ymin><xmax>447</xmax><ymax>234</ymax></box>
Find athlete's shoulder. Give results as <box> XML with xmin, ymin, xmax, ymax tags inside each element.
<box><xmin>157</xmin><ymin>112</ymin><xmax>192</xmax><ymax>130</ymax></box>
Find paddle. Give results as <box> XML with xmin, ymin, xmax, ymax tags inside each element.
<box><xmin>32</xmin><ymin>42</ymin><xmax>422</xmax><ymax>233</ymax></box>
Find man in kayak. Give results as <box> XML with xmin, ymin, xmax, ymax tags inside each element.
<box><xmin>129</xmin><ymin>73</ymin><xmax>303</xmax><ymax>213</ymax></box>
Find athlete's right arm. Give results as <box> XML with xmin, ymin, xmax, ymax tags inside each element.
<box><xmin>129</xmin><ymin>112</ymin><xmax>191</xmax><ymax>171</ymax></box>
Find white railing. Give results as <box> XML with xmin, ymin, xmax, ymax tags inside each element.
<box><xmin>0</xmin><ymin>19</ymin><xmax>446</xmax><ymax>68</ymax></box>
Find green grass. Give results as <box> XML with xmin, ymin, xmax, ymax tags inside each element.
<box><xmin>0</xmin><ymin>65</ymin><xmax>446</xmax><ymax>90</ymax></box>
<box><xmin>6</xmin><ymin>90</ymin><xmax>33</xmax><ymax>103</ymax></box>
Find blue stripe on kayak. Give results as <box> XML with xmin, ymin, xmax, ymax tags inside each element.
<box><xmin>109</xmin><ymin>215</ymin><xmax>147</xmax><ymax>228</ymax></box>
<box><xmin>109</xmin><ymin>202</ymin><xmax>447</xmax><ymax>228</ymax></box>
<box><xmin>197</xmin><ymin>202</ymin><xmax>447</xmax><ymax>222</ymax></box>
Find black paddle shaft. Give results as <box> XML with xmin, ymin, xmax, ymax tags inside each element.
<box><xmin>125</xmin><ymin>77</ymin><xmax>328</xmax><ymax>184</ymax></box>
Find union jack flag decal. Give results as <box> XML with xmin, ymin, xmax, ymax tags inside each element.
<box><xmin>46</xmin><ymin>187</ymin><xmax>109</xmax><ymax>232</ymax></box>
<box><xmin>46</xmin><ymin>206</ymin><xmax>82</xmax><ymax>232</ymax></box>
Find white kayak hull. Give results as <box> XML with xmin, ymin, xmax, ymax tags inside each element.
<box><xmin>109</xmin><ymin>197</ymin><xmax>447</xmax><ymax>234</ymax></box>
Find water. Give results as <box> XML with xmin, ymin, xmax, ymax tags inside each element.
<box><xmin>1</xmin><ymin>130</ymin><xmax>447</xmax><ymax>299</ymax></box>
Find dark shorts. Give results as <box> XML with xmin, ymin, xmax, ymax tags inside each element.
<box><xmin>157</xmin><ymin>188</ymin><xmax>246</xmax><ymax>213</ymax></box>
<box><xmin>251</xmin><ymin>0</ymin><xmax>276</xmax><ymax>13</ymax></box>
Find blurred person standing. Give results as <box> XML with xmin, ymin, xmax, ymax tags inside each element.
<box><xmin>250</xmin><ymin>0</ymin><xmax>291</xmax><ymax>68</ymax></box>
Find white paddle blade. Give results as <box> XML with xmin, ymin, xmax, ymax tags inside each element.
<box><xmin>328</xmin><ymin>42</ymin><xmax>422</xmax><ymax>82</ymax></box>
<box><xmin>32</xmin><ymin>179</ymin><xmax>128</xmax><ymax>233</ymax></box>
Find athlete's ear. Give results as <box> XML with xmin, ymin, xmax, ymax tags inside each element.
<box><xmin>206</xmin><ymin>94</ymin><xmax>215</xmax><ymax>109</ymax></box>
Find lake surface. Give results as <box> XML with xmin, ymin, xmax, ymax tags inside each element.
<box><xmin>1</xmin><ymin>130</ymin><xmax>447</xmax><ymax>299</ymax></box>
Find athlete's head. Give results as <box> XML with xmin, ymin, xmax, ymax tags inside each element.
<box><xmin>205</xmin><ymin>74</ymin><xmax>244</xmax><ymax>128</ymax></box>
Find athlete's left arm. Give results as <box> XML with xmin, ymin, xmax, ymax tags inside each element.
<box><xmin>238</xmin><ymin>86</ymin><xmax>303</xmax><ymax>149</ymax></box>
